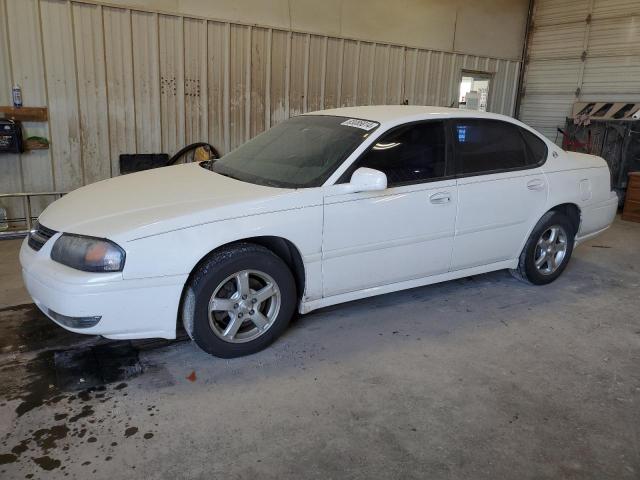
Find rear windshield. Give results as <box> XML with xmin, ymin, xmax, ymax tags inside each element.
<box><xmin>203</xmin><ymin>115</ymin><xmax>379</xmax><ymax>188</ymax></box>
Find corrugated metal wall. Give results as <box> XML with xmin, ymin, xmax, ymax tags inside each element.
<box><xmin>0</xmin><ymin>0</ymin><xmax>521</xmax><ymax>221</ymax></box>
<box><xmin>519</xmin><ymin>0</ymin><xmax>640</xmax><ymax>141</ymax></box>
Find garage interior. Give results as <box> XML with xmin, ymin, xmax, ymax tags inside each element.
<box><xmin>0</xmin><ymin>0</ymin><xmax>639</xmax><ymax>478</ymax></box>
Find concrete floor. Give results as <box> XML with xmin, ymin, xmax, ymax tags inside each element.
<box><xmin>0</xmin><ymin>218</ymin><xmax>639</xmax><ymax>479</ymax></box>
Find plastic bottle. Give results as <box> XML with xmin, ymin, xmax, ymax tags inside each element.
<box><xmin>12</xmin><ymin>84</ymin><xmax>22</xmax><ymax>108</ymax></box>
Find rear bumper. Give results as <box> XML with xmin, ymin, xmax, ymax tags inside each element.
<box><xmin>20</xmin><ymin>238</ymin><xmax>186</xmax><ymax>340</ymax></box>
<box><xmin>575</xmin><ymin>191</ymin><xmax>618</xmax><ymax>245</ymax></box>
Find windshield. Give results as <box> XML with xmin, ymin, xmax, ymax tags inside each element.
<box><xmin>204</xmin><ymin>115</ymin><xmax>379</xmax><ymax>188</ymax></box>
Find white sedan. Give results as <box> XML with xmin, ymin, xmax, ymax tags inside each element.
<box><xmin>20</xmin><ymin>106</ymin><xmax>618</xmax><ymax>357</ymax></box>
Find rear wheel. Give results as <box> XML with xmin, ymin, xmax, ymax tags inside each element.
<box><xmin>510</xmin><ymin>211</ymin><xmax>576</xmax><ymax>285</ymax></box>
<box><xmin>182</xmin><ymin>243</ymin><xmax>296</xmax><ymax>357</ymax></box>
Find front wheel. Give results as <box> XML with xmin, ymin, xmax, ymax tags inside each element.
<box><xmin>182</xmin><ymin>243</ymin><xmax>296</xmax><ymax>357</ymax></box>
<box><xmin>510</xmin><ymin>211</ymin><xmax>576</xmax><ymax>285</ymax></box>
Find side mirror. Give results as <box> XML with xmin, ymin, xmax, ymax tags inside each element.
<box><xmin>347</xmin><ymin>167</ymin><xmax>387</xmax><ymax>193</ymax></box>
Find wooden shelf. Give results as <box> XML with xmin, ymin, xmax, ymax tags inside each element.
<box><xmin>0</xmin><ymin>106</ymin><xmax>48</xmax><ymax>122</ymax></box>
<box><xmin>24</xmin><ymin>139</ymin><xmax>49</xmax><ymax>150</ymax></box>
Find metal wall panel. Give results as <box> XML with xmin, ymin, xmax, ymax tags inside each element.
<box><xmin>5</xmin><ymin>0</ymin><xmax>54</xmax><ymax>218</ymax></box>
<box><xmin>593</xmin><ymin>0</ymin><xmax>640</xmax><ymax>18</ymax></box>
<box><xmin>306</xmin><ymin>35</ymin><xmax>325</xmax><ymax>113</ymax></box>
<box><xmin>323</xmin><ymin>37</ymin><xmax>342</xmax><ymax>109</ymax></box>
<box><xmin>184</xmin><ymin>18</ymin><xmax>208</xmax><ymax>145</ymax></box>
<box><xmin>73</xmin><ymin>2</ymin><xmax>111</xmax><ymax>183</ymax></box>
<box><xmin>532</xmin><ymin>0</ymin><xmax>590</xmax><ymax>26</ymax></box>
<box><xmin>356</xmin><ymin>42</ymin><xmax>375</xmax><ymax>106</ymax></box>
<box><xmin>527</xmin><ymin>23</ymin><xmax>586</xmax><ymax>59</ymax></box>
<box><xmin>131</xmin><ymin>10</ymin><xmax>161</xmax><ymax>153</ymax></box>
<box><xmin>340</xmin><ymin>39</ymin><xmax>359</xmax><ymax>108</ymax></box>
<box><xmin>206</xmin><ymin>21</ymin><xmax>228</xmax><ymax>154</ymax></box>
<box><xmin>519</xmin><ymin>0</ymin><xmax>640</xmax><ymax>142</ymax></box>
<box><xmin>387</xmin><ymin>46</ymin><xmax>405</xmax><ymax>105</ymax></box>
<box><xmin>41</xmin><ymin>0</ymin><xmax>82</xmax><ymax>192</ymax></box>
<box><xmin>269</xmin><ymin>29</ymin><xmax>289</xmax><ymax>125</ymax></box>
<box><xmin>0</xmin><ymin>0</ymin><xmax>24</xmax><ymax>223</ymax></box>
<box><xmin>250</xmin><ymin>27</ymin><xmax>269</xmax><ymax>137</ymax></box>
<box><xmin>0</xmin><ymin>0</ymin><xmax>522</xmax><ymax>222</ymax></box>
<box><xmin>288</xmin><ymin>32</ymin><xmax>307</xmax><ymax>117</ymax></box>
<box><xmin>523</xmin><ymin>59</ymin><xmax>582</xmax><ymax>94</ymax></box>
<box><xmin>228</xmin><ymin>24</ymin><xmax>250</xmax><ymax>149</ymax></box>
<box><xmin>582</xmin><ymin>55</ymin><xmax>640</xmax><ymax>96</ymax></box>
<box><xmin>520</xmin><ymin>93</ymin><xmax>577</xmax><ymax>140</ymax></box>
<box><xmin>589</xmin><ymin>17</ymin><xmax>640</xmax><ymax>56</ymax></box>
<box><xmin>103</xmin><ymin>6</ymin><xmax>136</xmax><ymax>176</ymax></box>
<box><xmin>159</xmin><ymin>14</ymin><xmax>185</xmax><ymax>155</ymax></box>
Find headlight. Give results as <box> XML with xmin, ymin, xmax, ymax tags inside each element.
<box><xmin>51</xmin><ymin>234</ymin><xmax>126</xmax><ymax>272</ymax></box>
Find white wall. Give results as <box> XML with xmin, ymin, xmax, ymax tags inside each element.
<box><xmin>100</xmin><ymin>0</ymin><xmax>530</xmax><ymax>60</ymax></box>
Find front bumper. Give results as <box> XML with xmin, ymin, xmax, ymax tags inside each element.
<box><xmin>19</xmin><ymin>236</ymin><xmax>186</xmax><ymax>340</ymax></box>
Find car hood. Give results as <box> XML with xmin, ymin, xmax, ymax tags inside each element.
<box><xmin>38</xmin><ymin>163</ymin><xmax>298</xmax><ymax>241</ymax></box>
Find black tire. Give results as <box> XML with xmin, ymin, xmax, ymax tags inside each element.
<box><xmin>510</xmin><ymin>210</ymin><xmax>576</xmax><ymax>285</ymax></box>
<box><xmin>181</xmin><ymin>243</ymin><xmax>296</xmax><ymax>358</ymax></box>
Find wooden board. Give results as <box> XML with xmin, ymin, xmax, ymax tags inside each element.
<box><xmin>622</xmin><ymin>173</ymin><xmax>640</xmax><ymax>223</ymax></box>
<box><xmin>0</xmin><ymin>106</ymin><xmax>48</xmax><ymax>121</ymax></box>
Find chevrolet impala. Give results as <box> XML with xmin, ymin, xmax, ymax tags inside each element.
<box><xmin>20</xmin><ymin>106</ymin><xmax>618</xmax><ymax>357</ymax></box>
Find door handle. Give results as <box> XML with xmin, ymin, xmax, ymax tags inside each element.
<box><xmin>527</xmin><ymin>179</ymin><xmax>545</xmax><ymax>191</ymax></box>
<box><xmin>429</xmin><ymin>192</ymin><xmax>451</xmax><ymax>204</ymax></box>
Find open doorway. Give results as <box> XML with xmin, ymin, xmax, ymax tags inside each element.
<box><xmin>458</xmin><ymin>72</ymin><xmax>492</xmax><ymax>112</ymax></box>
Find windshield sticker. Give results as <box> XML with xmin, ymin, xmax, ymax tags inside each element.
<box><xmin>340</xmin><ymin>119</ymin><xmax>379</xmax><ymax>131</ymax></box>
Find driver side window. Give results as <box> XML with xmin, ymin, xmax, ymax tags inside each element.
<box><xmin>346</xmin><ymin>121</ymin><xmax>447</xmax><ymax>187</ymax></box>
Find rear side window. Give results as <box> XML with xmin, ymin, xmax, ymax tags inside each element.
<box><xmin>346</xmin><ymin>121</ymin><xmax>447</xmax><ymax>187</ymax></box>
<box><xmin>452</xmin><ymin>119</ymin><xmax>528</xmax><ymax>175</ymax></box>
<box><xmin>520</xmin><ymin>128</ymin><xmax>548</xmax><ymax>165</ymax></box>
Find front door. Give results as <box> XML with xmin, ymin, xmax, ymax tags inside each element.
<box><xmin>321</xmin><ymin>120</ymin><xmax>457</xmax><ymax>297</ymax></box>
<box><xmin>449</xmin><ymin>118</ymin><xmax>549</xmax><ymax>270</ymax></box>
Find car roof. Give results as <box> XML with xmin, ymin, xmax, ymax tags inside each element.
<box><xmin>304</xmin><ymin>105</ymin><xmax>521</xmax><ymax>127</ymax></box>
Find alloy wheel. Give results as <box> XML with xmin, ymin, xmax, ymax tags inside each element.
<box><xmin>534</xmin><ymin>225</ymin><xmax>568</xmax><ymax>275</ymax></box>
<box><xmin>208</xmin><ymin>269</ymin><xmax>281</xmax><ymax>343</ymax></box>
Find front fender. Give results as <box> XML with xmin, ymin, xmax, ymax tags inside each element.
<box><xmin>121</xmin><ymin>205</ymin><xmax>324</xmax><ymax>301</ymax></box>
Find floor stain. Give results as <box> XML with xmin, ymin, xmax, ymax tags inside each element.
<box><xmin>32</xmin><ymin>455</ymin><xmax>61</xmax><ymax>471</ymax></box>
<box><xmin>0</xmin><ymin>453</ymin><xmax>17</xmax><ymax>465</ymax></box>
<box><xmin>0</xmin><ymin>303</ymin><xmax>178</xmax><ymax>478</ymax></box>
<box><xmin>32</xmin><ymin>425</ymin><xmax>70</xmax><ymax>453</ymax></box>
<box><xmin>0</xmin><ymin>304</ymin><xmax>82</xmax><ymax>355</ymax></box>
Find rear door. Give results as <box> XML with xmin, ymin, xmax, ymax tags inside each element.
<box><xmin>322</xmin><ymin>120</ymin><xmax>457</xmax><ymax>297</ymax></box>
<box><xmin>449</xmin><ymin>119</ymin><xmax>549</xmax><ymax>270</ymax></box>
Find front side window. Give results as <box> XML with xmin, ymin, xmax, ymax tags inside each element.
<box><xmin>203</xmin><ymin>115</ymin><xmax>379</xmax><ymax>188</ymax></box>
<box><xmin>343</xmin><ymin>121</ymin><xmax>447</xmax><ymax>187</ymax></box>
<box><xmin>452</xmin><ymin>119</ymin><xmax>529</xmax><ymax>175</ymax></box>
